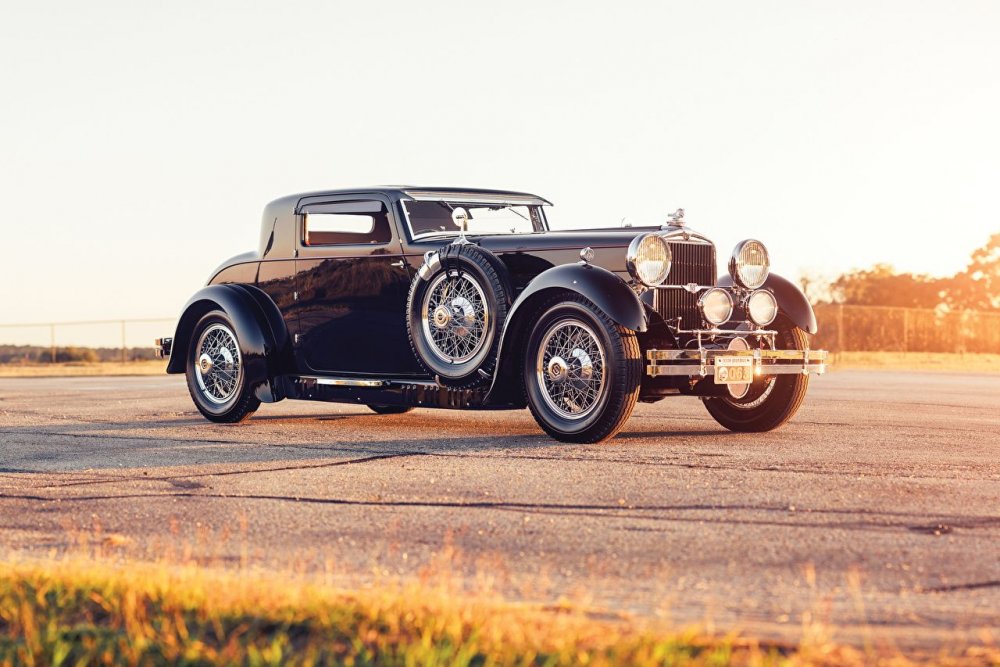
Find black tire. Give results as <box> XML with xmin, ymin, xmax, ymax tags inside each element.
<box><xmin>703</xmin><ymin>315</ymin><xmax>810</xmax><ymax>432</ymax></box>
<box><xmin>406</xmin><ymin>244</ymin><xmax>511</xmax><ymax>387</ymax></box>
<box><xmin>185</xmin><ymin>311</ymin><xmax>260</xmax><ymax>424</ymax></box>
<box><xmin>523</xmin><ymin>296</ymin><xmax>642</xmax><ymax>443</ymax></box>
<box><xmin>367</xmin><ymin>404</ymin><xmax>414</xmax><ymax>415</ymax></box>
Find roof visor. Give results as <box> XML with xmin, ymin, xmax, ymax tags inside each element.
<box><xmin>403</xmin><ymin>190</ymin><xmax>552</xmax><ymax>206</ymax></box>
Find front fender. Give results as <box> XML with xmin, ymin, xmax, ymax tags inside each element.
<box><xmin>165</xmin><ymin>284</ymin><xmax>286</xmax><ymax>402</ymax></box>
<box><xmin>514</xmin><ymin>263</ymin><xmax>647</xmax><ymax>332</ymax></box>
<box><xmin>485</xmin><ymin>263</ymin><xmax>646</xmax><ymax>404</ymax></box>
<box><xmin>718</xmin><ymin>272</ymin><xmax>817</xmax><ymax>334</ymax></box>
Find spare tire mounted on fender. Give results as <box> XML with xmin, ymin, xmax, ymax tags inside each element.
<box><xmin>406</xmin><ymin>243</ymin><xmax>511</xmax><ymax>387</ymax></box>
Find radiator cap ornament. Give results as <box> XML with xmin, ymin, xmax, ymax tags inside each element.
<box><xmin>668</xmin><ymin>208</ymin><xmax>685</xmax><ymax>226</ymax></box>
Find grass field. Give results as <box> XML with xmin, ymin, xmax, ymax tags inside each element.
<box><xmin>2</xmin><ymin>559</ymin><xmax>992</xmax><ymax>666</ymax></box>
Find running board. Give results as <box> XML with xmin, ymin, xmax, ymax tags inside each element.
<box><xmin>282</xmin><ymin>375</ymin><xmax>510</xmax><ymax>410</ymax></box>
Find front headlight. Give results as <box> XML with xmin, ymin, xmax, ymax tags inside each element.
<box><xmin>699</xmin><ymin>288</ymin><xmax>734</xmax><ymax>325</ymax></box>
<box><xmin>626</xmin><ymin>234</ymin><xmax>672</xmax><ymax>287</ymax></box>
<box><xmin>746</xmin><ymin>289</ymin><xmax>778</xmax><ymax>326</ymax></box>
<box><xmin>729</xmin><ymin>239</ymin><xmax>770</xmax><ymax>289</ymax></box>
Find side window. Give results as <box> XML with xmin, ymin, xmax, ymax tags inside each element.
<box><xmin>302</xmin><ymin>200</ymin><xmax>392</xmax><ymax>246</ymax></box>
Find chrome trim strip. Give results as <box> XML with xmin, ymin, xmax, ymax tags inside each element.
<box><xmin>646</xmin><ymin>363</ymin><xmax>827</xmax><ymax>377</ymax></box>
<box><xmin>294</xmin><ymin>376</ymin><xmax>388</xmax><ymax>388</ymax></box>
<box><xmin>657</xmin><ymin>226</ymin><xmax>715</xmax><ymax>245</ymax></box>
<box><xmin>651</xmin><ymin>283</ymin><xmax>715</xmax><ymax>292</ymax></box>
<box><xmin>292</xmin><ymin>376</ymin><xmax>444</xmax><ymax>389</ymax></box>
<box><xmin>647</xmin><ymin>349</ymin><xmax>828</xmax><ymax>362</ymax></box>
<box><xmin>666</xmin><ymin>327</ymin><xmax>779</xmax><ymax>337</ymax></box>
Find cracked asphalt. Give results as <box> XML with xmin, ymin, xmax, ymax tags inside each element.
<box><xmin>0</xmin><ymin>370</ymin><xmax>998</xmax><ymax>649</ymax></box>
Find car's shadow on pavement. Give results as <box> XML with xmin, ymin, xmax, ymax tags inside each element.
<box><xmin>0</xmin><ymin>403</ymin><xmax>737</xmax><ymax>476</ymax></box>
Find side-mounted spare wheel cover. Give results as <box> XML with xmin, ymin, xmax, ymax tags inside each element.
<box><xmin>406</xmin><ymin>244</ymin><xmax>512</xmax><ymax>387</ymax></box>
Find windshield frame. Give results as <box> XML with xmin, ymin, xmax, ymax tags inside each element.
<box><xmin>400</xmin><ymin>197</ymin><xmax>550</xmax><ymax>241</ymax></box>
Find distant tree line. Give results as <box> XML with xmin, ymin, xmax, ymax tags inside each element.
<box><xmin>802</xmin><ymin>232</ymin><xmax>1000</xmax><ymax>311</ymax></box>
<box><xmin>0</xmin><ymin>345</ymin><xmax>159</xmax><ymax>364</ymax></box>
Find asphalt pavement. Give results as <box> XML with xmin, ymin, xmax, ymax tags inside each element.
<box><xmin>0</xmin><ymin>370</ymin><xmax>998</xmax><ymax>649</ymax></box>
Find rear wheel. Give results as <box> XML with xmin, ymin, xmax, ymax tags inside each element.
<box><xmin>523</xmin><ymin>296</ymin><xmax>642</xmax><ymax>443</ymax></box>
<box><xmin>185</xmin><ymin>311</ymin><xmax>260</xmax><ymax>423</ymax></box>
<box><xmin>703</xmin><ymin>315</ymin><xmax>810</xmax><ymax>432</ymax></box>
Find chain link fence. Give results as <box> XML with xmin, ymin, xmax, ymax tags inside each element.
<box><xmin>812</xmin><ymin>304</ymin><xmax>1000</xmax><ymax>353</ymax></box>
<box><xmin>1</xmin><ymin>307</ymin><xmax>998</xmax><ymax>360</ymax></box>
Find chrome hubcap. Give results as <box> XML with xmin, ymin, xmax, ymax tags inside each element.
<box><xmin>421</xmin><ymin>272</ymin><xmax>489</xmax><ymax>364</ymax></box>
<box><xmin>198</xmin><ymin>353</ymin><xmax>213</xmax><ymax>374</ymax></box>
<box><xmin>536</xmin><ymin>319</ymin><xmax>606</xmax><ymax>420</ymax></box>
<box><xmin>194</xmin><ymin>323</ymin><xmax>241</xmax><ymax>404</ymax></box>
<box><xmin>432</xmin><ymin>306</ymin><xmax>451</xmax><ymax>329</ymax></box>
<box><xmin>547</xmin><ymin>356</ymin><xmax>568</xmax><ymax>382</ymax></box>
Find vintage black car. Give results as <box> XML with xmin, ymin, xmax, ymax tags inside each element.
<box><xmin>156</xmin><ymin>187</ymin><xmax>827</xmax><ymax>443</ymax></box>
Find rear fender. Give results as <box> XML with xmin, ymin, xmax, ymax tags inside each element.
<box><xmin>165</xmin><ymin>284</ymin><xmax>288</xmax><ymax>402</ymax></box>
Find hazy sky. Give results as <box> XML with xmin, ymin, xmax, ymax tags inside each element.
<box><xmin>2</xmin><ymin>1</ymin><xmax>998</xmax><ymax>344</ymax></box>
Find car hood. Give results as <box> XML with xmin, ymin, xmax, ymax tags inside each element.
<box><xmin>472</xmin><ymin>226</ymin><xmax>663</xmax><ymax>275</ymax></box>
<box><xmin>476</xmin><ymin>227</ymin><xmax>660</xmax><ymax>250</ymax></box>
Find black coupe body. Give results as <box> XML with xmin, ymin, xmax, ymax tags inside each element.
<box><xmin>157</xmin><ymin>187</ymin><xmax>827</xmax><ymax>442</ymax></box>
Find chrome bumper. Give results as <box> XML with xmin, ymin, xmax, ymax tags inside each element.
<box><xmin>646</xmin><ymin>348</ymin><xmax>828</xmax><ymax>378</ymax></box>
<box><xmin>154</xmin><ymin>337</ymin><xmax>173</xmax><ymax>359</ymax></box>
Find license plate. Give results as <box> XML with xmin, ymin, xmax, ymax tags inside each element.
<box><xmin>714</xmin><ymin>356</ymin><xmax>754</xmax><ymax>384</ymax></box>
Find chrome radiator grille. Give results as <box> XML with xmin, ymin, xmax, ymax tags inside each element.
<box><xmin>653</xmin><ymin>241</ymin><xmax>717</xmax><ymax>328</ymax></box>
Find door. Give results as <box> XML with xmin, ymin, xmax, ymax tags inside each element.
<box><xmin>294</xmin><ymin>196</ymin><xmax>423</xmax><ymax>376</ymax></box>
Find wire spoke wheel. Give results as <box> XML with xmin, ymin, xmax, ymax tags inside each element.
<box><xmin>194</xmin><ymin>323</ymin><xmax>242</xmax><ymax>404</ymax></box>
<box><xmin>703</xmin><ymin>315</ymin><xmax>810</xmax><ymax>432</ymax></box>
<box><xmin>421</xmin><ymin>271</ymin><xmax>490</xmax><ymax>365</ymax></box>
<box><xmin>523</xmin><ymin>297</ymin><xmax>641</xmax><ymax>443</ymax></box>
<box><xmin>406</xmin><ymin>244</ymin><xmax>510</xmax><ymax>387</ymax></box>
<box><xmin>724</xmin><ymin>335</ymin><xmax>776</xmax><ymax>410</ymax></box>
<box><xmin>724</xmin><ymin>375</ymin><xmax>776</xmax><ymax>410</ymax></box>
<box><xmin>536</xmin><ymin>319</ymin><xmax>606</xmax><ymax>420</ymax></box>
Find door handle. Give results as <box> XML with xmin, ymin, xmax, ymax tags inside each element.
<box><xmin>390</xmin><ymin>260</ymin><xmax>406</xmax><ymax>268</ymax></box>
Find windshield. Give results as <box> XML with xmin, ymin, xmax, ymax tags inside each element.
<box><xmin>403</xmin><ymin>200</ymin><xmax>546</xmax><ymax>239</ymax></box>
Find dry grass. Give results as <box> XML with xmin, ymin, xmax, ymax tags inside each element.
<box><xmin>0</xmin><ymin>360</ymin><xmax>167</xmax><ymax>378</ymax></box>
<box><xmin>0</xmin><ymin>558</ymin><xmax>996</xmax><ymax>666</ymax></box>
<box><xmin>827</xmin><ymin>352</ymin><xmax>1000</xmax><ymax>374</ymax></box>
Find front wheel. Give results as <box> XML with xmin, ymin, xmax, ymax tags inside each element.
<box><xmin>703</xmin><ymin>315</ymin><xmax>810</xmax><ymax>432</ymax></box>
<box><xmin>185</xmin><ymin>311</ymin><xmax>260</xmax><ymax>423</ymax></box>
<box><xmin>523</xmin><ymin>296</ymin><xmax>642</xmax><ymax>443</ymax></box>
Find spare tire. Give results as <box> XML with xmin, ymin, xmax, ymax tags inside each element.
<box><xmin>406</xmin><ymin>243</ymin><xmax>512</xmax><ymax>387</ymax></box>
